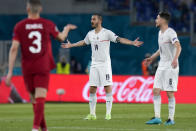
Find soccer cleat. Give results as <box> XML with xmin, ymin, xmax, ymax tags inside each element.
<box><xmin>105</xmin><ymin>114</ymin><xmax>111</xmax><ymax>120</ymax></box>
<box><xmin>32</xmin><ymin>129</ymin><xmax>39</xmax><ymax>131</ymax></box>
<box><xmin>146</xmin><ymin>117</ymin><xmax>162</xmax><ymax>124</ymax></box>
<box><xmin>84</xmin><ymin>114</ymin><xmax>96</xmax><ymax>120</ymax></box>
<box><xmin>164</xmin><ymin>119</ymin><xmax>175</xmax><ymax>125</ymax></box>
<box><xmin>41</xmin><ymin>128</ymin><xmax>48</xmax><ymax>131</ymax></box>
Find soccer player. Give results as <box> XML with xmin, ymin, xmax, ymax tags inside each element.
<box><xmin>61</xmin><ymin>14</ymin><xmax>143</xmax><ymax>120</ymax></box>
<box><xmin>145</xmin><ymin>11</ymin><xmax>182</xmax><ymax>125</ymax></box>
<box><xmin>5</xmin><ymin>0</ymin><xmax>76</xmax><ymax>130</ymax></box>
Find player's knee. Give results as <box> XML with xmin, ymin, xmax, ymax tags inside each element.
<box><xmin>104</xmin><ymin>85</ymin><xmax>112</xmax><ymax>93</ymax></box>
<box><xmin>153</xmin><ymin>88</ymin><xmax>161</xmax><ymax>96</ymax></box>
<box><xmin>35</xmin><ymin>88</ymin><xmax>47</xmax><ymax>98</ymax></box>
<box><xmin>167</xmin><ymin>91</ymin><xmax>174</xmax><ymax>98</ymax></box>
<box><xmin>89</xmin><ymin>86</ymin><xmax>97</xmax><ymax>94</ymax></box>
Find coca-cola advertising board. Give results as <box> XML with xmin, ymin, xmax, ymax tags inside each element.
<box><xmin>0</xmin><ymin>75</ymin><xmax>196</xmax><ymax>103</ymax></box>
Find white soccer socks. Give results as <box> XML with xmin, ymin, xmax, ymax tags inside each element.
<box><xmin>153</xmin><ymin>95</ymin><xmax>161</xmax><ymax>118</ymax></box>
<box><xmin>168</xmin><ymin>97</ymin><xmax>175</xmax><ymax>120</ymax></box>
<box><xmin>89</xmin><ymin>93</ymin><xmax>97</xmax><ymax>115</ymax></box>
<box><xmin>89</xmin><ymin>92</ymin><xmax>113</xmax><ymax>117</ymax></box>
<box><xmin>106</xmin><ymin>92</ymin><xmax>113</xmax><ymax>115</ymax></box>
<box><xmin>153</xmin><ymin>95</ymin><xmax>175</xmax><ymax>121</ymax></box>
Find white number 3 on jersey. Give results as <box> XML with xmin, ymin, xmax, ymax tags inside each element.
<box><xmin>28</xmin><ymin>31</ymin><xmax>42</xmax><ymax>53</ymax></box>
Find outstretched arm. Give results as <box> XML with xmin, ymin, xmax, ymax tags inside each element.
<box><xmin>6</xmin><ymin>40</ymin><xmax>20</xmax><ymax>86</ymax></box>
<box><xmin>117</xmin><ymin>37</ymin><xmax>144</xmax><ymax>47</ymax></box>
<box><xmin>56</xmin><ymin>24</ymin><xmax>77</xmax><ymax>42</ymax></box>
<box><xmin>61</xmin><ymin>40</ymin><xmax>87</xmax><ymax>48</ymax></box>
<box><xmin>144</xmin><ymin>49</ymin><xmax>160</xmax><ymax>66</ymax></box>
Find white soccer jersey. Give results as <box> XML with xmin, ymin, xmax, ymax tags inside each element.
<box><xmin>158</xmin><ymin>27</ymin><xmax>179</xmax><ymax>70</ymax></box>
<box><xmin>84</xmin><ymin>28</ymin><xmax>118</xmax><ymax>67</ymax></box>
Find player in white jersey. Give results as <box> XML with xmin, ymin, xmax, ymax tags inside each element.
<box><xmin>61</xmin><ymin>14</ymin><xmax>143</xmax><ymax>120</ymax></box>
<box><xmin>145</xmin><ymin>11</ymin><xmax>182</xmax><ymax>125</ymax></box>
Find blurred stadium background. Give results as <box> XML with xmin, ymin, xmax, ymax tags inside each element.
<box><xmin>0</xmin><ymin>0</ymin><xmax>196</xmax><ymax>130</ymax></box>
<box><xmin>0</xmin><ymin>0</ymin><xmax>196</xmax><ymax>76</ymax></box>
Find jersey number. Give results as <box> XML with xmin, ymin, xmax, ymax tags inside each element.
<box><xmin>95</xmin><ymin>44</ymin><xmax>98</xmax><ymax>51</ymax></box>
<box><xmin>28</xmin><ymin>31</ymin><xmax>42</xmax><ymax>53</ymax></box>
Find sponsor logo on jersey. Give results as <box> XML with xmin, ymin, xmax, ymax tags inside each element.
<box><xmin>100</xmin><ymin>40</ymin><xmax>109</xmax><ymax>42</ymax></box>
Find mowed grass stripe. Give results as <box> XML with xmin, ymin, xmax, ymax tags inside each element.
<box><xmin>0</xmin><ymin>103</ymin><xmax>196</xmax><ymax>131</ymax></box>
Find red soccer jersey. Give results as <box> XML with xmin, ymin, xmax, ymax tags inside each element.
<box><xmin>13</xmin><ymin>18</ymin><xmax>59</xmax><ymax>74</ymax></box>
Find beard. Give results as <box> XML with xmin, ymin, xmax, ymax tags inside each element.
<box><xmin>91</xmin><ymin>23</ymin><xmax>98</xmax><ymax>28</ymax></box>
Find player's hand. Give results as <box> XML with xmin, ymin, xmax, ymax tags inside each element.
<box><xmin>132</xmin><ymin>37</ymin><xmax>144</xmax><ymax>47</ymax></box>
<box><xmin>61</xmin><ymin>40</ymin><xmax>72</xmax><ymax>48</ymax></box>
<box><xmin>5</xmin><ymin>73</ymin><xmax>12</xmax><ymax>86</ymax></box>
<box><xmin>64</xmin><ymin>24</ymin><xmax>77</xmax><ymax>31</ymax></box>
<box><xmin>171</xmin><ymin>59</ymin><xmax>178</xmax><ymax>69</ymax></box>
<box><xmin>144</xmin><ymin>57</ymin><xmax>153</xmax><ymax>66</ymax></box>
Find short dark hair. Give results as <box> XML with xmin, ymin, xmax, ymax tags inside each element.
<box><xmin>27</xmin><ymin>0</ymin><xmax>42</xmax><ymax>13</ymax></box>
<box><xmin>92</xmin><ymin>13</ymin><xmax>103</xmax><ymax>21</ymax></box>
<box><xmin>158</xmin><ymin>11</ymin><xmax>171</xmax><ymax>23</ymax></box>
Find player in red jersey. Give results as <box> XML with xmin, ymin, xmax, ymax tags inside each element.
<box><xmin>5</xmin><ymin>0</ymin><xmax>77</xmax><ymax>131</ymax></box>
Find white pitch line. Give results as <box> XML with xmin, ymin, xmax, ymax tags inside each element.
<box><xmin>49</xmin><ymin>126</ymin><xmax>186</xmax><ymax>131</ymax></box>
<box><xmin>49</xmin><ymin>126</ymin><xmax>137</xmax><ymax>130</ymax></box>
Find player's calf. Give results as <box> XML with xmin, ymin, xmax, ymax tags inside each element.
<box><xmin>32</xmin><ymin>88</ymin><xmax>47</xmax><ymax>130</ymax></box>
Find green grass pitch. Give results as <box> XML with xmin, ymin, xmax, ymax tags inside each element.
<box><xmin>0</xmin><ymin>103</ymin><xmax>196</xmax><ymax>131</ymax></box>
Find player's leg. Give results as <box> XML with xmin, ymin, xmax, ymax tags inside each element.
<box><xmin>146</xmin><ymin>88</ymin><xmax>162</xmax><ymax>124</ymax></box>
<box><xmin>104</xmin><ymin>85</ymin><xmax>113</xmax><ymax>120</ymax></box>
<box><xmin>99</xmin><ymin>66</ymin><xmax>113</xmax><ymax>120</ymax></box>
<box><xmin>85</xmin><ymin>86</ymin><xmax>97</xmax><ymax>120</ymax></box>
<box><xmin>30</xmin><ymin>92</ymin><xmax>47</xmax><ymax>131</ymax></box>
<box><xmin>23</xmin><ymin>73</ymin><xmax>45</xmax><ymax>131</ymax></box>
<box><xmin>85</xmin><ymin>67</ymin><xmax>99</xmax><ymax>120</ymax></box>
<box><xmin>146</xmin><ymin>70</ymin><xmax>162</xmax><ymax>124</ymax></box>
<box><xmin>32</xmin><ymin>72</ymin><xmax>49</xmax><ymax>131</ymax></box>
<box><xmin>89</xmin><ymin>86</ymin><xmax>97</xmax><ymax>116</ymax></box>
<box><xmin>164</xmin><ymin>69</ymin><xmax>178</xmax><ymax>125</ymax></box>
<box><xmin>164</xmin><ymin>91</ymin><xmax>175</xmax><ymax>125</ymax></box>
<box><xmin>153</xmin><ymin>88</ymin><xmax>162</xmax><ymax>119</ymax></box>
<box><xmin>33</xmin><ymin>88</ymin><xmax>47</xmax><ymax>131</ymax></box>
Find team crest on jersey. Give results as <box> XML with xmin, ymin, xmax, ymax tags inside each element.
<box><xmin>172</xmin><ymin>37</ymin><xmax>177</xmax><ymax>41</ymax></box>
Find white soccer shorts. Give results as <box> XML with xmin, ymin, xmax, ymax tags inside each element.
<box><xmin>89</xmin><ymin>66</ymin><xmax>113</xmax><ymax>87</ymax></box>
<box><xmin>153</xmin><ymin>68</ymin><xmax>179</xmax><ymax>91</ymax></box>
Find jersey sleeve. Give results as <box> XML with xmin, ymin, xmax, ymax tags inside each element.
<box><xmin>84</xmin><ymin>32</ymin><xmax>90</xmax><ymax>45</ymax></box>
<box><xmin>48</xmin><ymin>21</ymin><xmax>60</xmax><ymax>39</ymax></box>
<box><xmin>107</xmin><ymin>30</ymin><xmax>118</xmax><ymax>43</ymax></box>
<box><xmin>12</xmin><ymin>24</ymin><xmax>20</xmax><ymax>42</ymax></box>
<box><xmin>169</xmin><ymin>29</ymin><xmax>179</xmax><ymax>44</ymax></box>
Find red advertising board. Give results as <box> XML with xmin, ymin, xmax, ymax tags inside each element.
<box><xmin>0</xmin><ymin>75</ymin><xmax>196</xmax><ymax>103</ymax></box>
